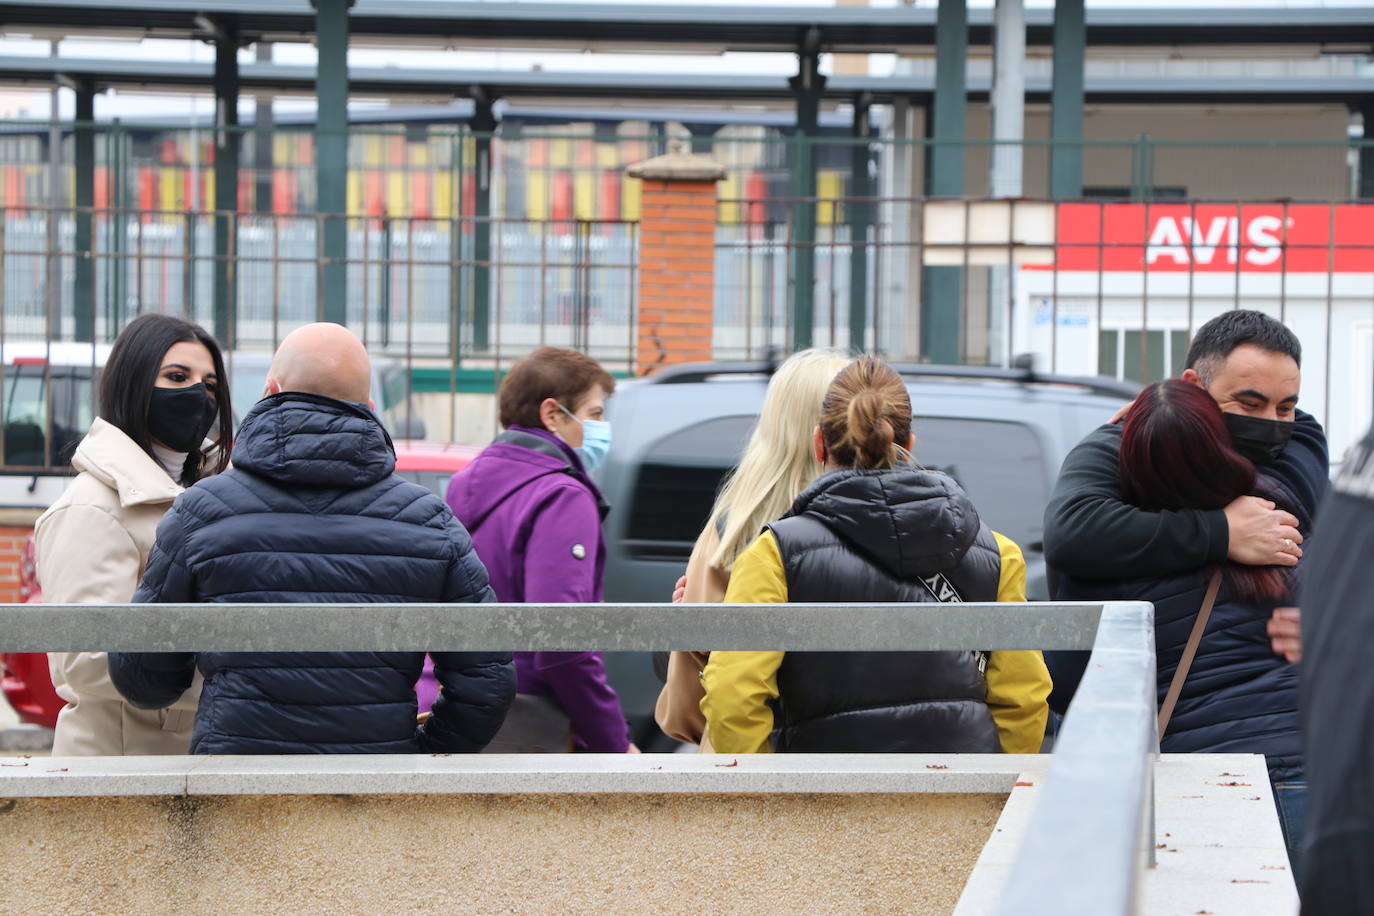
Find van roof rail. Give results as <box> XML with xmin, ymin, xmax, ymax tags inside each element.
<box><xmin>646</xmin><ymin>359</ymin><xmax>1142</xmax><ymax>400</ymax></box>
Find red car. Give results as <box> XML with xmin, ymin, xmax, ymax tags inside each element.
<box><xmin>0</xmin><ymin>439</ymin><xmax>482</xmax><ymax>729</ymax></box>
<box><xmin>1</xmin><ymin>537</ymin><xmax>62</xmax><ymax>728</ymax></box>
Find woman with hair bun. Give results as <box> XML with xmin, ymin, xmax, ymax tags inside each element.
<box><xmin>701</xmin><ymin>355</ymin><xmax>1051</xmax><ymax>754</ymax></box>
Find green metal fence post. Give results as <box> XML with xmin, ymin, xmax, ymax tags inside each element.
<box><xmin>922</xmin><ymin>0</ymin><xmax>967</xmax><ymax>364</ymax></box>
<box><xmin>109</xmin><ymin>119</ymin><xmax>126</xmax><ymax>333</ymax></box>
<box><xmin>312</xmin><ymin>0</ymin><xmax>352</xmax><ymax>326</ymax></box>
<box><xmin>470</xmin><ymin>89</ymin><xmax>497</xmax><ymax>352</ymax></box>
<box><xmin>254</xmin><ymin>42</ymin><xmax>275</xmax><ymax>215</ymax></box>
<box><xmin>848</xmin><ymin>93</ymin><xmax>873</xmax><ymax>352</ymax></box>
<box><xmin>1132</xmin><ymin>132</ymin><xmax>1152</xmax><ymax>200</ymax></box>
<box><xmin>1050</xmin><ymin>0</ymin><xmax>1085</xmax><ymax>199</ymax></box>
<box><xmin>789</xmin><ymin>26</ymin><xmax>825</xmax><ymax>351</ymax></box>
<box><xmin>212</xmin><ymin>21</ymin><xmax>241</xmax><ymax>345</ymax></box>
<box><xmin>73</xmin><ymin>81</ymin><xmax>96</xmax><ymax>344</ymax></box>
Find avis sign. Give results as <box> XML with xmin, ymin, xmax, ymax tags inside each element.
<box><xmin>1050</xmin><ymin>203</ymin><xmax>1374</xmax><ymax>273</ymax></box>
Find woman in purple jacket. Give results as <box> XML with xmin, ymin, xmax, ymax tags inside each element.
<box><xmin>446</xmin><ymin>346</ymin><xmax>635</xmax><ymax>753</ymax></box>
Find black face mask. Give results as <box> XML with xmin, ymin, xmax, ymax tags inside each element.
<box><xmin>1223</xmin><ymin>412</ymin><xmax>1293</xmax><ymax>465</ymax></box>
<box><xmin>148</xmin><ymin>384</ymin><xmax>218</xmax><ymax>454</ymax></box>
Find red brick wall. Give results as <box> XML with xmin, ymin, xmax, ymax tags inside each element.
<box><xmin>636</xmin><ymin>178</ymin><xmax>717</xmax><ymax>374</ymax></box>
<box><xmin>0</xmin><ymin>523</ymin><xmax>33</xmax><ymax>604</ymax></box>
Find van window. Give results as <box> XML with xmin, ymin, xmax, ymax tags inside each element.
<box><xmin>624</xmin><ymin>413</ymin><xmax>1048</xmax><ymax>561</ymax></box>
<box><xmin>912</xmin><ymin>417</ymin><xmax>1048</xmax><ymax>552</ymax></box>
<box><xmin>625</xmin><ymin>415</ymin><xmax>756</xmax><ymax>555</ymax></box>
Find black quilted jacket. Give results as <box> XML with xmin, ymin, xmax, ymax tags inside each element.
<box><xmin>109</xmin><ymin>392</ymin><xmax>515</xmax><ymax>755</ymax></box>
<box><xmin>766</xmin><ymin>467</ymin><xmax>1004</xmax><ymax>754</ymax></box>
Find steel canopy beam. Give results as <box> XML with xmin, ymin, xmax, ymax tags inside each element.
<box><xmin>0</xmin><ymin>56</ymin><xmax>1370</xmax><ymax>107</ymax></box>
<box><xmin>4</xmin><ymin>2</ymin><xmax>1374</xmax><ymax>49</ymax></box>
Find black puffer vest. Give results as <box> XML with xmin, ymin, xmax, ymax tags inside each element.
<box><xmin>767</xmin><ymin>467</ymin><xmax>1004</xmax><ymax>753</ymax></box>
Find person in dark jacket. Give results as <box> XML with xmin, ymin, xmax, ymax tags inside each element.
<box><xmin>1054</xmin><ymin>380</ymin><xmax>1307</xmax><ymax>868</ymax></box>
<box><xmin>701</xmin><ymin>356</ymin><xmax>1051</xmax><ymax>754</ymax></box>
<box><xmin>446</xmin><ymin>346</ymin><xmax>634</xmax><ymax>753</ymax></box>
<box><xmin>109</xmin><ymin>323</ymin><xmax>515</xmax><ymax>755</ymax></box>
<box><xmin>1299</xmin><ymin>418</ymin><xmax>1374</xmax><ymax>913</ymax></box>
<box><xmin>1044</xmin><ymin>309</ymin><xmax>1326</xmax><ymax>587</ymax></box>
<box><xmin>1044</xmin><ymin>310</ymin><xmax>1327</xmax><ymax>713</ymax></box>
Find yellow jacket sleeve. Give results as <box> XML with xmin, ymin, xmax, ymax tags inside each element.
<box><xmin>701</xmin><ymin>531</ymin><xmax>787</xmax><ymax>754</ymax></box>
<box><xmin>984</xmin><ymin>531</ymin><xmax>1053</xmax><ymax>754</ymax></box>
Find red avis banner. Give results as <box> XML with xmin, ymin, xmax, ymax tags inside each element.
<box><xmin>1049</xmin><ymin>203</ymin><xmax>1374</xmax><ymax>273</ymax></box>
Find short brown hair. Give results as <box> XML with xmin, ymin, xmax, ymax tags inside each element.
<box><xmin>498</xmin><ymin>346</ymin><xmax>616</xmax><ymax>429</ymax></box>
<box><xmin>819</xmin><ymin>356</ymin><xmax>912</xmax><ymax>470</ymax></box>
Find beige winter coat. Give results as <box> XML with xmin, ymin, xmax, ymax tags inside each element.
<box><xmin>35</xmin><ymin>418</ymin><xmax>202</xmax><ymax>756</ymax></box>
<box><xmin>653</xmin><ymin>525</ymin><xmax>728</xmax><ymax>749</ymax></box>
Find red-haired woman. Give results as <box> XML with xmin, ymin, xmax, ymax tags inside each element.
<box><xmin>1055</xmin><ymin>379</ymin><xmax>1306</xmax><ymax>871</ymax></box>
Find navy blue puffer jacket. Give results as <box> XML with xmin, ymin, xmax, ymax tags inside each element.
<box><xmin>1052</xmin><ymin>471</ymin><xmax>1309</xmax><ymax>784</ymax></box>
<box><xmin>109</xmin><ymin>392</ymin><xmax>515</xmax><ymax>755</ymax></box>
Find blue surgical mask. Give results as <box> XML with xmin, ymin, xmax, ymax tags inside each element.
<box><xmin>557</xmin><ymin>403</ymin><xmax>613</xmax><ymax>472</ymax></box>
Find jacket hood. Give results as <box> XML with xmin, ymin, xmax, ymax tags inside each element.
<box><xmin>787</xmin><ymin>467</ymin><xmax>982</xmax><ymax>579</ymax></box>
<box><xmin>452</xmin><ymin>427</ymin><xmax>600</xmax><ymax>531</ymax></box>
<box><xmin>72</xmin><ymin>417</ymin><xmax>183</xmax><ymax>507</ymax></box>
<box><xmin>231</xmin><ymin>392</ymin><xmax>395</xmax><ymax>488</ymax></box>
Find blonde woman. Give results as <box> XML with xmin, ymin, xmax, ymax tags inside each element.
<box><xmin>654</xmin><ymin>348</ymin><xmax>851</xmax><ymax>748</ymax></box>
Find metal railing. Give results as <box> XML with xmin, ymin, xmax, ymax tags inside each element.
<box><xmin>0</xmin><ymin>598</ymin><xmax>1158</xmax><ymax>914</ymax></box>
<box><xmin>0</xmin><ymin>203</ymin><xmax>638</xmax><ymax>364</ymax></box>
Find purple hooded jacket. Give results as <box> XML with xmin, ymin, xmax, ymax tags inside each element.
<box><xmin>445</xmin><ymin>426</ymin><xmax>630</xmax><ymax>752</ymax></box>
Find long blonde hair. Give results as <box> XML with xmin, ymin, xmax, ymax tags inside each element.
<box><xmin>707</xmin><ymin>348</ymin><xmax>851</xmax><ymax>571</ymax></box>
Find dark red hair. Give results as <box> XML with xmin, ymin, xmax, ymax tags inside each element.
<box><xmin>1119</xmin><ymin>380</ymin><xmax>1291</xmax><ymax>603</ymax></box>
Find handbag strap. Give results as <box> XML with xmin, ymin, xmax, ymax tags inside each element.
<box><xmin>1157</xmin><ymin>569</ymin><xmax>1224</xmax><ymax>742</ymax></box>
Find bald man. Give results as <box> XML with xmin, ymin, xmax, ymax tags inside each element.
<box><xmin>110</xmin><ymin>324</ymin><xmax>516</xmax><ymax>755</ymax></box>
<box><xmin>264</xmin><ymin>322</ymin><xmax>373</xmax><ymax>405</ymax></box>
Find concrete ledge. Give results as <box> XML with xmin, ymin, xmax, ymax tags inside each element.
<box><xmin>0</xmin><ymin>752</ymin><xmax>1042</xmax><ymax>798</ymax></box>
<box><xmin>956</xmin><ymin>753</ymin><xmax>1297</xmax><ymax>915</ymax></box>
<box><xmin>0</xmin><ymin>725</ymin><xmax>53</xmax><ymax>752</ymax></box>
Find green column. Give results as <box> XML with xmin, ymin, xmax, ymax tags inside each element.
<box><xmin>848</xmin><ymin>94</ymin><xmax>872</xmax><ymax>352</ymax></box>
<box><xmin>213</xmin><ymin>27</ymin><xmax>240</xmax><ymax>345</ymax></box>
<box><xmin>789</xmin><ymin>27</ymin><xmax>825</xmax><ymax>351</ymax></box>
<box><xmin>254</xmin><ymin>42</ymin><xmax>274</xmax><ymax>215</ymax></box>
<box><xmin>73</xmin><ymin>82</ymin><xmax>95</xmax><ymax>343</ymax></box>
<box><xmin>1050</xmin><ymin>0</ymin><xmax>1085</xmax><ymax>199</ymax></box>
<box><xmin>922</xmin><ymin>0</ymin><xmax>967</xmax><ymax>364</ymax></box>
<box><xmin>313</xmin><ymin>0</ymin><xmax>351</xmax><ymax>325</ymax></box>
<box><xmin>470</xmin><ymin>92</ymin><xmax>497</xmax><ymax>352</ymax></box>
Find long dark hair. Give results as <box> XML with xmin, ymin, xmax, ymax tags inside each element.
<box><xmin>100</xmin><ymin>314</ymin><xmax>233</xmax><ymax>486</ymax></box>
<box><xmin>1119</xmin><ymin>379</ymin><xmax>1291</xmax><ymax>603</ymax></box>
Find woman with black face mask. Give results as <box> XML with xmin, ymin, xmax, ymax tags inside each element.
<box><xmin>34</xmin><ymin>313</ymin><xmax>232</xmax><ymax>756</ymax></box>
